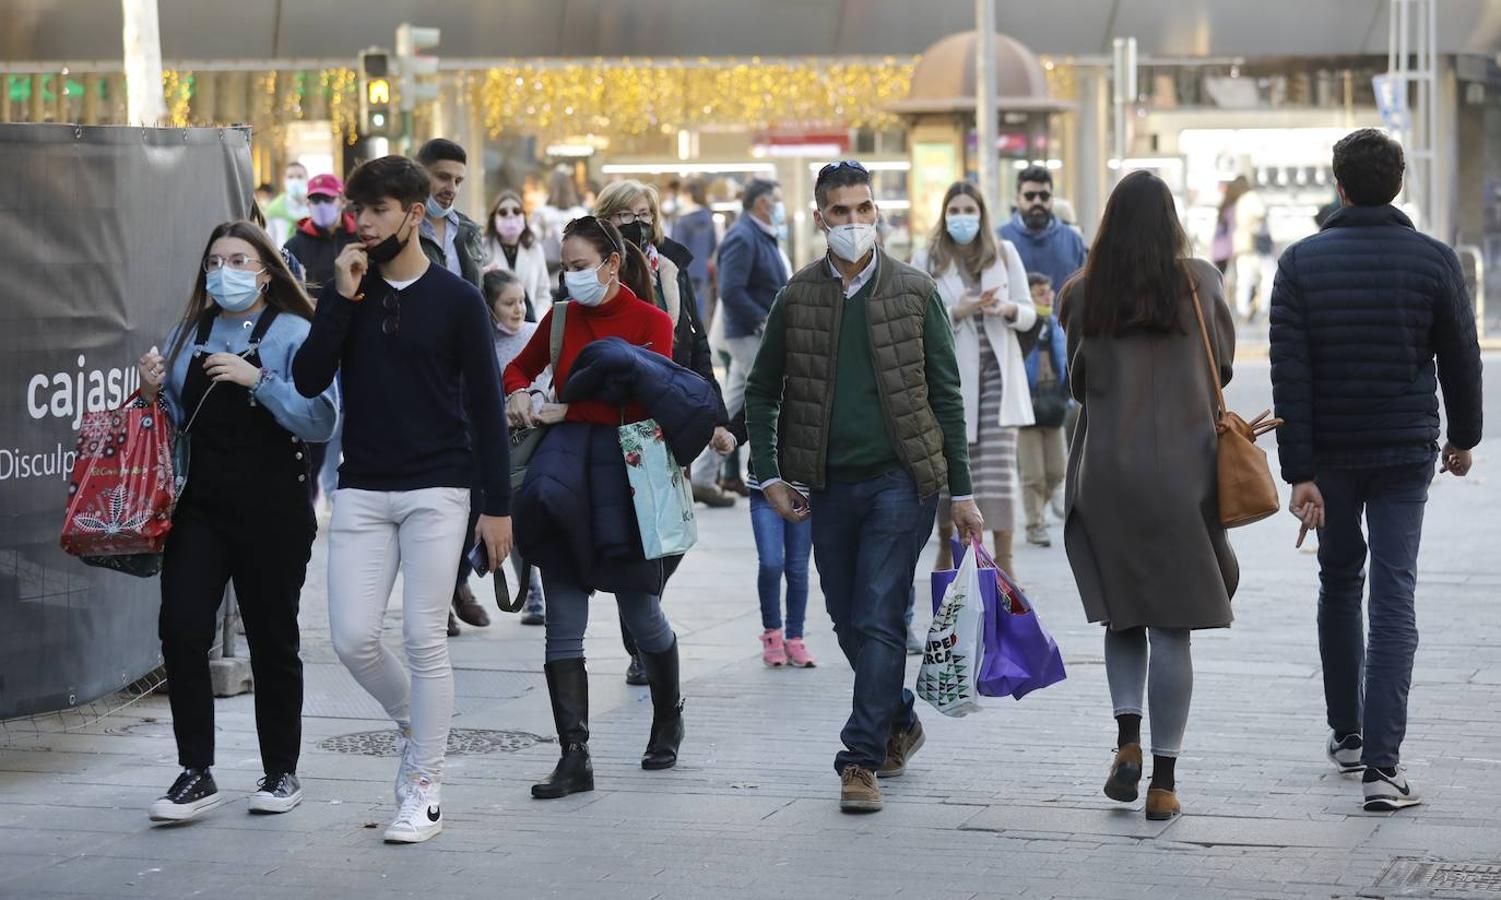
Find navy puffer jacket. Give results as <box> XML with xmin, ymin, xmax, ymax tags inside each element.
<box><xmin>514</xmin><ymin>338</ymin><xmax>719</xmax><ymax>595</ymax></box>
<box><xmin>1269</xmin><ymin>204</ymin><xmax>1483</xmax><ymax>484</ymax></box>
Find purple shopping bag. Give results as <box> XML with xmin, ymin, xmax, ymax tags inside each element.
<box><xmin>974</xmin><ymin>543</ymin><xmax>1066</xmax><ymax>700</ymax></box>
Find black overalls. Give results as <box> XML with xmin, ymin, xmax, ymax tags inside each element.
<box><xmin>159</xmin><ymin>308</ymin><xmax>316</xmax><ymax>778</ymax></box>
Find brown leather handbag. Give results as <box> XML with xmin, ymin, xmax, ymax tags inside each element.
<box><xmin>1188</xmin><ymin>284</ymin><xmax>1283</xmax><ymax>528</ymax></box>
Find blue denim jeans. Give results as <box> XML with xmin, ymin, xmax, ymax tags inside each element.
<box><xmin>811</xmin><ymin>470</ymin><xmax>938</xmax><ymax>773</ymax></box>
<box><xmin>749</xmin><ymin>489</ymin><xmax>813</xmax><ymax>638</ymax></box>
<box><xmin>1315</xmin><ymin>461</ymin><xmax>1431</xmax><ymax>768</ymax></box>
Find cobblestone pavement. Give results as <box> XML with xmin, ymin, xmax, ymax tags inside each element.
<box><xmin>4</xmin><ymin>360</ymin><xmax>1500</xmax><ymax>900</ymax></box>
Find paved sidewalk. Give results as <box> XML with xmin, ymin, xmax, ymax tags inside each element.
<box><xmin>4</xmin><ymin>360</ymin><xmax>1500</xmax><ymax>900</ymax></box>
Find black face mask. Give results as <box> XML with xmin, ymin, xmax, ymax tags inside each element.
<box><xmin>366</xmin><ymin>210</ymin><xmax>416</xmax><ymax>264</ymax></box>
<box><xmin>618</xmin><ymin>221</ymin><xmax>650</xmax><ymax>248</ymax></box>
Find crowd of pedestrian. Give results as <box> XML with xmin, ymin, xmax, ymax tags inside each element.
<box><xmin>133</xmin><ymin>127</ymin><xmax>1481</xmax><ymax>840</ymax></box>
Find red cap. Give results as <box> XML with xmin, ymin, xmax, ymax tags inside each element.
<box><xmin>306</xmin><ymin>173</ymin><xmax>344</xmax><ymax>199</ymax></box>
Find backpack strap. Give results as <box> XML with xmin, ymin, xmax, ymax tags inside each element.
<box><xmin>549</xmin><ymin>300</ymin><xmax>568</xmax><ymax>371</ymax></box>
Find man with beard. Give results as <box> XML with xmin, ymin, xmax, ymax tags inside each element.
<box><xmin>998</xmin><ymin>166</ymin><xmax>1088</xmax><ymax>300</ymax></box>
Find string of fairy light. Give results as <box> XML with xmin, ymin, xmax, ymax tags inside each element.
<box><xmin>5</xmin><ymin>58</ymin><xmax>920</xmax><ymax>142</ymax></box>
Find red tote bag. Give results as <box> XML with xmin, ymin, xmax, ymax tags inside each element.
<box><xmin>60</xmin><ymin>392</ymin><xmax>179</xmax><ymax>576</ymax></box>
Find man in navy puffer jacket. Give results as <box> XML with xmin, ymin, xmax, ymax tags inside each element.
<box><xmin>1270</xmin><ymin>128</ymin><xmax>1483</xmax><ymax>813</ymax></box>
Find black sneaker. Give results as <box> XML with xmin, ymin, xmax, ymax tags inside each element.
<box><xmin>1326</xmin><ymin>732</ymin><xmax>1365</xmax><ymax>774</ymax></box>
<box><xmin>1363</xmin><ymin>766</ymin><xmax>1421</xmax><ymax>811</ymax></box>
<box><xmin>148</xmin><ymin>768</ymin><xmax>224</xmax><ymax>823</ymax></box>
<box><xmin>248</xmin><ymin>772</ymin><xmax>304</xmax><ymax>814</ymax></box>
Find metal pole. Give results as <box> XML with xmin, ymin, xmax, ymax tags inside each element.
<box><xmin>1111</xmin><ymin>37</ymin><xmax>1137</xmax><ymax>181</ymax></box>
<box><xmin>975</xmin><ymin>0</ymin><xmax>999</xmax><ymax>210</ymax></box>
<box><xmin>120</xmin><ymin>0</ymin><xmax>166</xmax><ymax>124</ymax></box>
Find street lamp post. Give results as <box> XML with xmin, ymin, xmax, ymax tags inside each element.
<box><xmin>975</xmin><ymin>0</ymin><xmax>1000</xmax><ymax>211</ymax></box>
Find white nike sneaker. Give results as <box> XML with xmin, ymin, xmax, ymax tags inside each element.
<box><xmin>1363</xmin><ymin>767</ymin><xmax>1421</xmax><ymax>811</ymax></box>
<box><xmin>384</xmin><ymin>776</ymin><xmax>443</xmax><ymax>844</ymax></box>
<box><xmin>1326</xmin><ymin>732</ymin><xmax>1365</xmax><ymax>774</ymax></box>
<box><xmin>394</xmin><ymin>725</ymin><xmax>416</xmax><ymax>804</ymax></box>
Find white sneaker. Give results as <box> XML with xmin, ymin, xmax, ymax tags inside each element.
<box><xmin>1326</xmin><ymin>732</ymin><xmax>1365</xmax><ymax>774</ymax></box>
<box><xmin>1363</xmin><ymin>767</ymin><xmax>1422</xmax><ymax>811</ymax></box>
<box><xmin>394</xmin><ymin>725</ymin><xmax>416</xmax><ymax>804</ymax></box>
<box><xmin>384</xmin><ymin>776</ymin><xmax>443</xmax><ymax>844</ymax></box>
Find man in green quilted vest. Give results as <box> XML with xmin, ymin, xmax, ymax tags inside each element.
<box><xmin>745</xmin><ymin>160</ymin><xmax>983</xmax><ymax>813</ymax></box>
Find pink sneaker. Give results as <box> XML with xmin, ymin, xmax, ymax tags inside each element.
<box><xmin>760</xmin><ymin>628</ymin><xmax>786</xmax><ymax>667</ymax></box>
<box><xmin>784</xmin><ymin>637</ymin><xmax>817</xmax><ymax>668</ymax></box>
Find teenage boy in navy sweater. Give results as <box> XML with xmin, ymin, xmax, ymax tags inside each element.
<box><xmin>294</xmin><ymin>155</ymin><xmax>511</xmax><ymax>844</ymax></box>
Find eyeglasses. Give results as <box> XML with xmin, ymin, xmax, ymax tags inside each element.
<box><xmin>609</xmin><ymin>210</ymin><xmax>654</xmax><ymax>226</ymax></box>
<box><xmin>1022</xmin><ymin>190</ymin><xmax>1053</xmax><ymax>202</ymax></box>
<box><xmin>381</xmin><ymin>291</ymin><xmax>400</xmax><ymax>336</ymax></box>
<box><xmin>203</xmin><ymin>254</ymin><xmax>266</xmax><ymax>273</ymax></box>
<box><xmin>816</xmin><ymin>160</ymin><xmax>869</xmax><ymax>184</ymax></box>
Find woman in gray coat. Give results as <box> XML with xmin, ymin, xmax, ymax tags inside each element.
<box><xmin>1059</xmin><ymin>171</ymin><xmax>1238</xmax><ymax>822</ymax></box>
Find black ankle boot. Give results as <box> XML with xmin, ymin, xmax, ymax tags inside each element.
<box><xmin>639</xmin><ymin>639</ymin><xmax>685</xmax><ymax>770</ymax></box>
<box><xmin>532</xmin><ymin>658</ymin><xmax>595</xmax><ymax>799</ymax></box>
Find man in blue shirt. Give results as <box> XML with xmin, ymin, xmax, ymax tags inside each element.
<box><xmin>998</xmin><ymin>165</ymin><xmax>1087</xmax><ymax>296</ymax></box>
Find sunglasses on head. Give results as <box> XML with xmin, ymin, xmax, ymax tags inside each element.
<box><xmin>816</xmin><ymin>159</ymin><xmax>869</xmax><ymax>185</ymax></box>
<box><xmin>1022</xmin><ymin>190</ymin><xmax>1052</xmax><ymax>202</ymax></box>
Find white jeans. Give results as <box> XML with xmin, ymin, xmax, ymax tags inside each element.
<box><xmin>691</xmin><ymin>333</ymin><xmax>763</xmax><ymax>487</ymax></box>
<box><xmin>327</xmin><ymin>487</ymin><xmax>470</xmax><ymax>783</ymax></box>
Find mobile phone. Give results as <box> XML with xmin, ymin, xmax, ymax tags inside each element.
<box><xmin>467</xmin><ymin>541</ymin><xmax>490</xmax><ymax>576</ymax></box>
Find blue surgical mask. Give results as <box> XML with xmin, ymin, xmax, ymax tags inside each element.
<box><xmin>427</xmin><ymin>195</ymin><xmax>454</xmax><ymax>218</ymax></box>
<box><xmin>207</xmin><ymin>268</ymin><xmax>264</xmax><ymax>312</ymax></box>
<box><xmin>771</xmin><ymin>201</ymin><xmax>787</xmax><ymax>227</ymax></box>
<box><xmin>564</xmin><ymin>260</ymin><xmax>614</xmax><ymax>307</ymax></box>
<box><xmin>946</xmin><ymin>214</ymin><xmax>981</xmax><ymax>245</ymax></box>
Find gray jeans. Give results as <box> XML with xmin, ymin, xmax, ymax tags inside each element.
<box><xmin>542</xmin><ymin>572</ymin><xmax>674</xmax><ymax>663</ymax></box>
<box><xmin>1104</xmin><ymin>626</ymin><xmax>1193</xmax><ymax>758</ymax></box>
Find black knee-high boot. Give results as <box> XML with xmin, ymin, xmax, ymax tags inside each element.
<box><xmin>531</xmin><ymin>658</ymin><xmax>595</xmax><ymax>799</ymax></box>
<box><xmin>639</xmin><ymin>639</ymin><xmax>685</xmax><ymax>770</ymax></box>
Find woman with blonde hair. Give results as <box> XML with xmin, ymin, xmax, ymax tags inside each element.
<box><xmin>912</xmin><ymin>180</ymin><xmax>1036</xmax><ymax>578</ymax></box>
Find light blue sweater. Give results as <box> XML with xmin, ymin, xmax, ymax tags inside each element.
<box><xmin>163</xmin><ymin>310</ymin><xmax>339</xmax><ymax>443</ymax></box>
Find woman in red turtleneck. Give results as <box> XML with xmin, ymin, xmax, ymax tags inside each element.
<box><xmin>502</xmin><ymin>215</ymin><xmax>684</xmax><ymax>803</ymax></box>
<box><xmin>502</xmin><ymin>219</ymin><xmax>673</xmax><ymax>421</ymax></box>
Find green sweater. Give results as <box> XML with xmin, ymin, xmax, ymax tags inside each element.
<box><xmin>747</xmin><ymin>275</ymin><xmax>973</xmax><ymax>495</ymax></box>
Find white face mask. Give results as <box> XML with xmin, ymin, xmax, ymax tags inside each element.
<box><xmin>825</xmin><ymin>222</ymin><xmax>877</xmax><ymax>263</ymax></box>
<box><xmin>563</xmin><ymin>259</ymin><xmax>614</xmax><ymax>307</ymax></box>
<box><xmin>284</xmin><ymin>177</ymin><xmax>307</xmax><ymax>200</ymax></box>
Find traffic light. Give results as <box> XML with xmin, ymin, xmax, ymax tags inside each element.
<box><xmin>358</xmin><ymin>48</ymin><xmax>393</xmax><ymax>137</ymax></box>
<box><xmin>395</xmin><ymin>23</ymin><xmax>440</xmax><ymax>113</ymax></box>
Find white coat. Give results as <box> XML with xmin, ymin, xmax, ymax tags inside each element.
<box><xmin>485</xmin><ymin>237</ymin><xmax>554</xmax><ymax>311</ymax></box>
<box><xmin>913</xmin><ymin>240</ymin><xmax>1038</xmax><ymax>441</ymax></box>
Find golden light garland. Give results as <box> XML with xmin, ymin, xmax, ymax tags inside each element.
<box><xmin>324</xmin><ymin>68</ymin><xmax>360</xmax><ymax>146</ymax></box>
<box><xmin>477</xmin><ymin>57</ymin><xmax>917</xmax><ymax>141</ymax></box>
<box><xmin>161</xmin><ymin>70</ymin><xmax>192</xmax><ymax>127</ymax></box>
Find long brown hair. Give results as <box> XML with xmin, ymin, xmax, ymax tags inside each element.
<box><xmin>924</xmin><ymin>181</ymin><xmax>998</xmax><ymax>279</ymax></box>
<box><xmin>486</xmin><ymin>189</ymin><xmax>535</xmax><ymax>249</ymax></box>
<box><xmin>166</xmin><ymin>220</ymin><xmax>316</xmax><ymax>368</ymax></box>
<box><xmin>562</xmin><ymin>215</ymin><xmax>654</xmax><ymax>305</ymax></box>
<box><xmin>1070</xmin><ymin>170</ymin><xmax>1189</xmax><ymax>337</ymax></box>
<box><xmin>1217</xmin><ymin>175</ymin><xmax>1251</xmax><ymax>220</ymax></box>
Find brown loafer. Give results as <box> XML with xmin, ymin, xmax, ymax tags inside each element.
<box><xmin>1103</xmin><ymin>743</ymin><xmax>1143</xmax><ymax>802</ymax></box>
<box><xmin>1145</xmin><ymin>787</ymin><xmax>1181</xmax><ymax>820</ymax></box>
<box><xmin>452</xmin><ymin>583</ymin><xmax>491</xmax><ymax>627</ymax></box>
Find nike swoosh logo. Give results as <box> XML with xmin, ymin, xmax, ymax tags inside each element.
<box><xmin>427</xmin><ymin>806</ymin><xmax>441</xmax><ymax>822</ymax></box>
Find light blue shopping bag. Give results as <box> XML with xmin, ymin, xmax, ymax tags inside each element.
<box><xmin>619</xmin><ymin>418</ymin><xmax>698</xmax><ymax>559</ymax></box>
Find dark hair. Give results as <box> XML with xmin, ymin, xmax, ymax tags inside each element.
<box><xmin>547</xmin><ymin>167</ymin><xmax>581</xmax><ymax>209</ymax></box>
<box><xmin>416</xmin><ymin>138</ymin><xmax>467</xmax><ymax>168</ymax></box>
<box><xmin>1071</xmin><ymin>170</ymin><xmax>1189</xmax><ymax>338</ymax></box>
<box><xmin>743</xmin><ymin>178</ymin><xmax>779</xmax><ymax>212</ymax></box>
<box><xmin>815</xmin><ymin>160</ymin><xmax>873</xmax><ymax>209</ymax></box>
<box><xmin>1016</xmin><ymin>165</ymin><xmax>1053</xmax><ymax>191</ymax></box>
<box><xmin>925</xmin><ymin>180</ymin><xmax>998</xmax><ymax>278</ymax></box>
<box><xmin>1332</xmin><ymin>128</ymin><xmax>1404</xmax><ymax>206</ymax></box>
<box><xmin>255</xmin><ymin>182</ymin><xmax>274</xmax><ymax>195</ymax></box>
<box><xmin>686</xmin><ymin>178</ymin><xmax>708</xmax><ymax>206</ymax></box>
<box><xmin>562</xmin><ymin>215</ymin><xmax>654</xmax><ymax>305</ymax></box>
<box><xmin>166</xmin><ymin>220</ymin><xmax>316</xmax><ymax>369</ymax></box>
<box><xmin>486</xmin><ymin>189</ymin><xmax>534</xmax><ymax>248</ymax></box>
<box><xmin>483</xmin><ymin>267</ymin><xmax>528</xmax><ymax>313</ymax></box>
<box><xmin>345</xmin><ymin>155</ymin><xmax>430</xmax><ymax>209</ymax></box>
<box><xmin>1027</xmin><ymin>272</ymin><xmax>1051</xmax><ymax>289</ymax></box>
